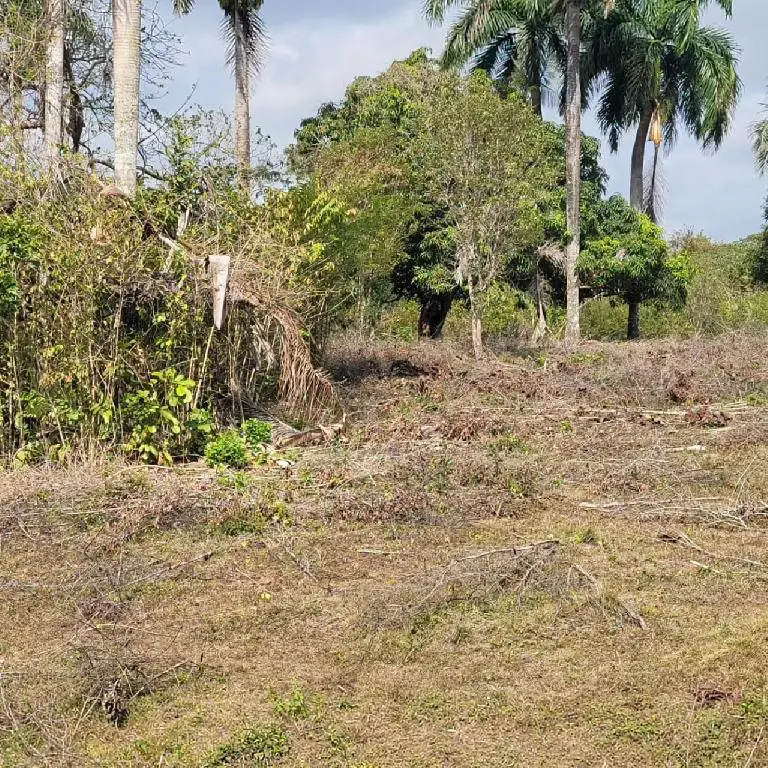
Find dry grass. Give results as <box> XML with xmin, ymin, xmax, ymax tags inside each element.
<box><xmin>3</xmin><ymin>334</ymin><xmax>768</xmax><ymax>766</ymax></box>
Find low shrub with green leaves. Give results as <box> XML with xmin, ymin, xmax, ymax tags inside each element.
<box><xmin>205</xmin><ymin>430</ymin><xmax>250</xmax><ymax>470</ymax></box>
<box><xmin>242</xmin><ymin>419</ymin><xmax>273</xmax><ymax>451</ymax></box>
<box><xmin>204</xmin><ymin>725</ymin><xmax>288</xmax><ymax>766</ymax></box>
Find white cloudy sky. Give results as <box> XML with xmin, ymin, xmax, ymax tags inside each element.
<box><xmin>157</xmin><ymin>0</ymin><xmax>768</xmax><ymax>242</ymax></box>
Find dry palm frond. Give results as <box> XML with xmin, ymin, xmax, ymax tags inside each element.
<box><xmin>644</xmin><ymin>143</ymin><xmax>665</xmax><ymax>224</ymax></box>
<box><xmin>228</xmin><ymin>258</ymin><xmax>334</xmax><ymax>420</ymax></box>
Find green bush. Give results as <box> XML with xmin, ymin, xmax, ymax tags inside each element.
<box><xmin>205</xmin><ymin>430</ymin><xmax>250</xmax><ymax>469</ymax></box>
<box><xmin>375</xmin><ymin>300</ymin><xmax>420</xmax><ymax>341</ymax></box>
<box><xmin>242</xmin><ymin>419</ymin><xmax>273</xmax><ymax>451</ymax></box>
<box><xmin>204</xmin><ymin>725</ymin><xmax>288</xmax><ymax>766</ymax></box>
<box><xmin>481</xmin><ymin>282</ymin><xmax>535</xmax><ymax>339</ymax></box>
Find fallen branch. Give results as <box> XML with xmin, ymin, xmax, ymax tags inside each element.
<box><xmin>658</xmin><ymin>532</ymin><xmax>768</xmax><ymax>570</ymax></box>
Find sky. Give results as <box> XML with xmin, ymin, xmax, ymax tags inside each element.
<box><xmin>159</xmin><ymin>0</ymin><xmax>768</xmax><ymax>242</ymax></box>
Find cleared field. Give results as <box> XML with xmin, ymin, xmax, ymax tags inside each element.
<box><xmin>2</xmin><ymin>334</ymin><xmax>768</xmax><ymax>767</ymax></box>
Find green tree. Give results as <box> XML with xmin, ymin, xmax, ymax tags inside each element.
<box><xmin>579</xmin><ymin>195</ymin><xmax>691</xmax><ymax>338</ymax></box>
<box><xmin>423</xmin><ymin>0</ymin><xmax>582</xmax><ymax>343</ymax></box>
<box><xmin>416</xmin><ymin>70</ymin><xmax>558</xmax><ymax>358</ymax></box>
<box><xmin>586</xmin><ymin>0</ymin><xmax>740</xmax><ymax>215</ymax></box>
<box><xmin>289</xmin><ymin>52</ymin><xmax>458</xmax><ymax>337</ymax></box>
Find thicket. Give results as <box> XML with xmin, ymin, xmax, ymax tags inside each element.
<box><xmin>0</xmin><ymin>118</ymin><xmax>335</xmax><ymax>464</ymax></box>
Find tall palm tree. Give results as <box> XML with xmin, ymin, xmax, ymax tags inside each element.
<box><xmin>218</xmin><ymin>0</ymin><xmax>266</xmax><ymax>176</ymax></box>
<box><xmin>587</xmin><ymin>0</ymin><xmax>740</xmax><ymax>213</ymax></box>
<box><xmin>112</xmin><ymin>0</ymin><xmax>142</xmax><ymax>197</ymax></box>
<box><xmin>111</xmin><ymin>0</ymin><xmax>194</xmax><ymax>197</ymax></box>
<box><xmin>433</xmin><ymin>0</ymin><xmax>565</xmax><ymax>117</ymax></box>
<box><xmin>44</xmin><ymin>0</ymin><xmax>65</xmax><ymax>171</ymax></box>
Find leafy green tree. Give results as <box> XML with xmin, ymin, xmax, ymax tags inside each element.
<box><xmin>415</xmin><ymin>70</ymin><xmax>558</xmax><ymax>358</ymax></box>
<box><xmin>289</xmin><ymin>52</ymin><xmax>460</xmax><ymax>337</ymax></box>
<box><xmin>423</xmin><ymin>0</ymin><xmax>582</xmax><ymax>344</ymax></box>
<box><xmin>579</xmin><ymin>195</ymin><xmax>691</xmax><ymax>338</ymax></box>
<box><xmin>586</xmin><ymin>0</ymin><xmax>740</xmax><ymax>215</ymax></box>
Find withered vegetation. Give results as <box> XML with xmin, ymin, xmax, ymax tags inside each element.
<box><xmin>3</xmin><ymin>334</ymin><xmax>768</xmax><ymax>766</ymax></box>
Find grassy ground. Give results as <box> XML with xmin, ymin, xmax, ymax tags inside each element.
<box><xmin>3</xmin><ymin>334</ymin><xmax>768</xmax><ymax>767</ymax></box>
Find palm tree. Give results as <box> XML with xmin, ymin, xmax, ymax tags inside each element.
<box><xmin>112</xmin><ymin>0</ymin><xmax>142</xmax><ymax>196</ymax></box>
<box><xmin>587</xmin><ymin>0</ymin><xmax>740</xmax><ymax>214</ymax></box>
<box><xmin>111</xmin><ymin>0</ymin><xmax>195</xmax><ymax>197</ymax></box>
<box><xmin>218</xmin><ymin>0</ymin><xmax>266</xmax><ymax>176</ymax></box>
<box><xmin>561</xmin><ymin>0</ymin><xmax>582</xmax><ymax>343</ymax></box>
<box><xmin>44</xmin><ymin>0</ymin><xmax>65</xmax><ymax>171</ymax></box>
<box><xmin>433</xmin><ymin>0</ymin><xmax>565</xmax><ymax>118</ymax></box>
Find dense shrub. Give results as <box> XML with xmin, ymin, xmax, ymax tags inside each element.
<box><xmin>0</xmin><ymin>161</ymin><xmax>332</xmax><ymax>464</ymax></box>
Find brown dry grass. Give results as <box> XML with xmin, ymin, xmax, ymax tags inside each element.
<box><xmin>3</xmin><ymin>335</ymin><xmax>768</xmax><ymax>767</ymax></box>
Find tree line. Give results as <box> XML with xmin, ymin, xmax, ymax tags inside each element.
<box><xmin>0</xmin><ymin>0</ymin><xmax>766</xmax><ymax>462</ymax></box>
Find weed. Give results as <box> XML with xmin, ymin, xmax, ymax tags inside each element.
<box><xmin>210</xmin><ymin>506</ymin><xmax>265</xmax><ymax>536</ymax></box>
<box><xmin>242</xmin><ymin>419</ymin><xmax>273</xmax><ymax>451</ymax></box>
<box><xmin>569</xmin><ymin>351</ymin><xmax>606</xmax><ymax>366</ymax></box>
<box><xmin>271</xmin><ymin>682</ymin><xmax>310</xmax><ymax>720</ymax></box>
<box><xmin>204</xmin><ymin>725</ymin><xmax>288</xmax><ymax>766</ymax></box>
<box><xmin>205</xmin><ymin>430</ymin><xmax>250</xmax><ymax>469</ymax></box>
<box><xmin>490</xmin><ymin>434</ymin><xmax>531</xmax><ymax>454</ymax></box>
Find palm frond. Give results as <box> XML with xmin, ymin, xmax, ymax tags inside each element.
<box><xmin>221</xmin><ymin>0</ymin><xmax>267</xmax><ymax>76</ymax></box>
<box><xmin>173</xmin><ymin>0</ymin><xmax>194</xmax><ymax>15</ymax></box>
<box><xmin>441</xmin><ymin>0</ymin><xmax>520</xmax><ymax>69</ymax></box>
<box><xmin>423</xmin><ymin>0</ymin><xmax>465</xmax><ymax>24</ymax></box>
<box><xmin>754</xmin><ymin>113</ymin><xmax>768</xmax><ymax>175</ymax></box>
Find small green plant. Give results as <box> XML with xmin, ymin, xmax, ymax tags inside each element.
<box><xmin>271</xmin><ymin>682</ymin><xmax>310</xmax><ymax>720</ymax></box>
<box><xmin>242</xmin><ymin>419</ymin><xmax>273</xmax><ymax>451</ymax></box>
<box><xmin>211</xmin><ymin>508</ymin><xmax>265</xmax><ymax>536</ymax></box>
<box><xmin>205</xmin><ymin>430</ymin><xmax>250</xmax><ymax>469</ymax></box>
<box><xmin>204</xmin><ymin>725</ymin><xmax>288</xmax><ymax>766</ymax></box>
<box><xmin>122</xmin><ymin>369</ymin><xmax>212</xmax><ymax>464</ymax></box>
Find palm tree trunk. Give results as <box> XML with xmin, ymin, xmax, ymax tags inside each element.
<box><xmin>532</xmin><ymin>264</ymin><xmax>548</xmax><ymax>343</ymax></box>
<box><xmin>630</xmin><ymin>107</ymin><xmax>653</xmax><ymax>210</ymax></box>
<box><xmin>233</xmin><ymin>10</ymin><xmax>251</xmax><ymax>179</ymax></box>
<box><xmin>627</xmin><ymin>299</ymin><xmax>640</xmax><ymax>340</ymax></box>
<box><xmin>44</xmin><ymin>0</ymin><xmax>65</xmax><ymax>171</ymax></box>
<box><xmin>112</xmin><ymin>0</ymin><xmax>141</xmax><ymax>198</ymax></box>
<box><xmin>564</xmin><ymin>0</ymin><xmax>581</xmax><ymax>346</ymax></box>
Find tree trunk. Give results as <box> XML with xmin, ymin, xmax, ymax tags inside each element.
<box><xmin>233</xmin><ymin>11</ymin><xmax>251</xmax><ymax>182</ymax></box>
<box><xmin>530</xmin><ymin>85</ymin><xmax>543</xmax><ymax>119</ymax></box>
<box><xmin>627</xmin><ymin>299</ymin><xmax>640</xmax><ymax>340</ymax></box>
<box><xmin>418</xmin><ymin>293</ymin><xmax>452</xmax><ymax>340</ymax></box>
<box><xmin>630</xmin><ymin>107</ymin><xmax>653</xmax><ymax>211</ymax></box>
<box><xmin>563</xmin><ymin>0</ymin><xmax>582</xmax><ymax>346</ymax></box>
<box><xmin>112</xmin><ymin>0</ymin><xmax>141</xmax><ymax>198</ymax></box>
<box><xmin>466</xmin><ymin>277</ymin><xmax>483</xmax><ymax>361</ymax></box>
<box><xmin>531</xmin><ymin>267</ymin><xmax>548</xmax><ymax>344</ymax></box>
<box><xmin>44</xmin><ymin>0</ymin><xmax>65</xmax><ymax>171</ymax></box>
<box><xmin>63</xmin><ymin>44</ymin><xmax>84</xmax><ymax>152</ymax></box>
